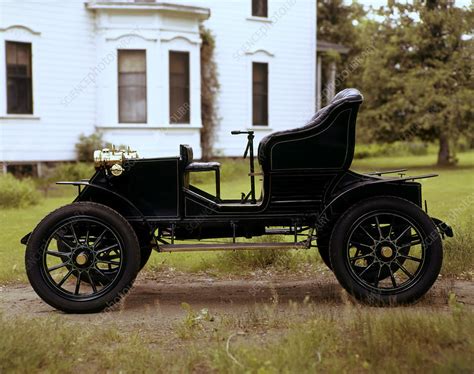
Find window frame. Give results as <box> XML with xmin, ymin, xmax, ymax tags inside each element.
<box><xmin>252</xmin><ymin>61</ymin><xmax>269</xmax><ymax>127</ymax></box>
<box><xmin>5</xmin><ymin>41</ymin><xmax>33</xmax><ymax>115</ymax></box>
<box><xmin>169</xmin><ymin>50</ymin><xmax>191</xmax><ymax>125</ymax></box>
<box><xmin>251</xmin><ymin>0</ymin><xmax>268</xmax><ymax>18</ymax></box>
<box><xmin>117</xmin><ymin>49</ymin><xmax>148</xmax><ymax>124</ymax></box>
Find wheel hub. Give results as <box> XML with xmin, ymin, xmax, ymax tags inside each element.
<box><xmin>72</xmin><ymin>247</ymin><xmax>93</xmax><ymax>268</ymax></box>
<box><xmin>375</xmin><ymin>241</ymin><xmax>396</xmax><ymax>262</ymax></box>
<box><xmin>75</xmin><ymin>252</ymin><xmax>89</xmax><ymax>266</ymax></box>
<box><xmin>380</xmin><ymin>246</ymin><xmax>393</xmax><ymax>258</ymax></box>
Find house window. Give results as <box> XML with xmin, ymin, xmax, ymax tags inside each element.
<box><xmin>6</xmin><ymin>41</ymin><xmax>33</xmax><ymax>114</ymax></box>
<box><xmin>252</xmin><ymin>0</ymin><xmax>268</xmax><ymax>17</ymax></box>
<box><xmin>118</xmin><ymin>50</ymin><xmax>147</xmax><ymax>123</ymax></box>
<box><xmin>252</xmin><ymin>62</ymin><xmax>268</xmax><ymax>126</ymax></box>
<box><xmin>169</xmin><ymin>51</ymin><xmax>190</xmax><ymax>124</ymax></box>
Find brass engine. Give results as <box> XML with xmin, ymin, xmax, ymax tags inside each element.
<box><xmin>93</xmin><ymin>147</ymin><xmax>139</xmax><ymax>176</ymax></box>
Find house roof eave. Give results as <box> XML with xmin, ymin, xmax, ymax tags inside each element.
<box><xmin>85</xmin><ymin>1</ymin><xmax>211</xmax><ymax>20</ymax></box>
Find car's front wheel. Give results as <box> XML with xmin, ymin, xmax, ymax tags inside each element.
<box><xmin>329</xmin><ymin>197</ymin><xmax>442</xmax><ymax>305</ymax></box>
<box><xmin>25</xmin><ymin>202</ymin><xmax>141</xmax><ymax>313</ymax></box>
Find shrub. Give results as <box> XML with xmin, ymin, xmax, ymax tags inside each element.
<box><xmin>0</xmin><ymin>174</ymin><xmax>41</xmax><ymax>208</ymax></box>
<box><xmin>52</xmin><ymin>163</ymin><xmax>94</xmax><ymax>182</ymax></box>
<box><xmin>75</xmin><ymin>132</ymin><xmax>104</xmax><ymax>162</ymax></box>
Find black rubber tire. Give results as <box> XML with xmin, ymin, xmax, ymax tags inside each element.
<box><xmin>317</xmin><ymin>233</ymin><xmax>332</xmax><ymax>270</ymax></box>
<box><xmin>134</xmin><ymin>226</ymin><xmax>153</xmax><ymax>270</ymax></box>
<box><xmin>329</xmin><ymin>196</ymin><xmax>443</xmax><ymax>305</ymax></box>
<box><xmin>139</xmin><ymin>246</ymin><xmax>152</xmax><ymax>270</ymax></box>
<box><xmin>25</xmin><ymin>202</ymin><xmax>141</xmax><ymax>313</ymax></box>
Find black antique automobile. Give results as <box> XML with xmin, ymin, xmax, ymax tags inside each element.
<box><xmin>22</xmin><ymin>89</ymin><xmax>453</xmax><ymax>313</ymax></box>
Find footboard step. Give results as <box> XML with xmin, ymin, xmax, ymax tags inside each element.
<box><xmin>159</xmin><ymin>242</ymin><xmax>307</xmax><ymax>252</ymax></box>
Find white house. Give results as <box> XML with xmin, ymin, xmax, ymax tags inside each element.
<box><xmin>0</xmin><ymin>0</ymin><xmax>316</xmax><ymax>173</ymax></box>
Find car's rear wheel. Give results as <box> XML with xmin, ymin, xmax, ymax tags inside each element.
<box><xmin>25</xmin><ymin>202</ymin><xmax>141</xmax><ymax>313</ymax></box>
<box><xmin>317</xmin><ymin>233</ymin><xmax>332</xmax><ymax>270</ymax></box>
<box><xmin>329</xmin><ymin>197</ymin><xmax>442</xmax><ymax>305</ymax></box>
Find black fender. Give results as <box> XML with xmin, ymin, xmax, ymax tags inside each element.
<box><xmin>20</xmin><ymin>183</ymin><xmax>152</xmax><ymax>246</ymax></box>
<box><xmin>316</xmin><ymin>177</ymin><xmax>423</xmax><ymax>232</ymax></box>
<box><xmin>431</xmin><ymin>217</ymin><xmax>454</xmax><ymax>238</ymax></box>
<box><xmin>57</xmin><ymin>181</ymin><xmax>149</xmax><ymax>225</ymax></box>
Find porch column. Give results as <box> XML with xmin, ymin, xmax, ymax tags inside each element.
<box><xmin>327</xmin><ymin>61</ymin><xmax>336</xmax><ymax>101</ymax></box>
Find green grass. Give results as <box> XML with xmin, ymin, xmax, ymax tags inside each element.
<box><xmin>1</xmin><ymin>299</ymin><xmax>472</xmax><ymax>373</ymax></box>
<box><xmin>1</xmin><ymin>151</ymin><xmax>473</xmax><ymax>283</ymax></box>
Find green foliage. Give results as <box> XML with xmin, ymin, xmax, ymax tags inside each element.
<box><xmin>317</xmin><ymin>0</ymin><xmax>366</xmax><ymax>105</ymax></box>
<box><xmin>443</xmin><ymin>227</ymin><xmax>474</xmax><ymax>279</ymax></box>
<box><xmin>177</xmin><ymin>303</ymin><xmax>215</xmax><ymax>339</ymax></box>
<box><xmin>75</xmin><ymin>132</ymin><xmax>104</xmax><ymax>162</ymax></box>
<box><xmin>200</xmin><ymin>26</ymin><xmax>220</xmax><ymax>161</ymax></box>
<box><xmin>51</xmin><ymin>162</ymin><xmax>94</xmax><ymax>182</ymax></box>
<box><xmin>2</xmin><ymin>306</ymin><xmax>473</xmax><ymax>373</ymax></box>
<box><xmin>355</xmin><ymin>1</ymin><xmax>473</xmax><ymax>165</ymax></box>
<box><xmin>0</xmin><ymin>174</ymin><xmax>41</xmax><ymax>209</ymax></box>
<box><xmin>317</xmin><ymin>0</ymin><xmax>365</xmax><ymax>46</ymax></box>
<box><xmin>212</xmin><ymin>308</ymin><xmax>474</xmax><ymax>373</ymax></box>
<box><xmin>355</xmin><ymin>142</ymin><xmax>429</xmax><ymax>159</ymax></box>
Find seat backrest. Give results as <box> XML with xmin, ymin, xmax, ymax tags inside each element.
<box><xmin>180</xmin><ymin>144</ymin><xmax>193</xmax><ymax>166</ymax></box>
<box><xmin>258</xmin><ymin>88</ymin><xmax>363</xmax><ymax>172</ymax></box>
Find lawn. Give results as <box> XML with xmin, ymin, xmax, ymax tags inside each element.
<box><xmin>1</xmin><ymin>151</ymin><xmax>473</xmax><ymax>373</ymax></box>
<box><xmin>0</xmin><ymin>151</ymin><xmax>473</xmax><ymax>283</ymax></box>
<box><xmin>1</xmin><ymin>298</ymin><xmax>472</xmax><ymax>373</ymax></box>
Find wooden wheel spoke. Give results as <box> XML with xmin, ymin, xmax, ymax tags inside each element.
<box><xmin>85</xmin><ymin>229</ymin><xmax>90</xmax><ymax>246</ymax></box>
<box><xmin>54</xmin><ymin>233</ymin><xmax>75</xmax><ymax>250</ymax></box>
<box><xmin>96</xmin><ymin>244</ymin><xmax>119</xmax><ymax>255</ymax></box>
<box><xmin>397</xmin><ymin>254</ymin><xmax>422</xmax><ymax>263</ymax></box>
<box><xmin>350</xmin><ymin>252</ymin><xmax>373</xmax><ymax>262</ymax></box>
<box><xmin>92</xmin><ymin>268</ymin><xmax>113</xmax><ymax>284</ymax></box>
<box><xmin>57</xmin><ymin>269</ymin><xmax>74</xmax><ymax>288</ymax></box>
<box><xmin>86</xmin><ymin>272</ymin><xmax>98</xmax><ymax>293</ymax></box>
<box><xmin>374</xmin><ymin>263</ymin><xmax>383</xmax><ymax>288</ymax></box>
<box><xmin>394</xmin><ymin>225</ymin><xmax>412</xmax><ymax>243</ymax></box>
<box><xmin>395</xmin><ymin>261</ymin><xmax>415</xmax><ymax>279</ymax></box>
<box><xmin>70</xmin><ymin>223</ymin><xmax>79</xmax><ymax>245</ymax></box>
<box><xmin>97</xmin><ymin>259</ymin><xmax>120</xmax><ymax>266</ymax></box>
<box><xmin>359</xmin><ymin>261</ymin><xmax>377</xmax><ymax>277</ymax></box>
<box><xmin>93</xmin><ymin>229</ymin><xmax>108</xmax><ymax>249</ymax></box>
<box><xmin>374</xmin><ymin>216</ymin><xmax>383</xmax><ymax>239</ymax></box>
<box><xmin>46</xmin><ymin>250</ymin><xmax>70</xmax><ymax>259</ymax></box>
<box><xmin>48</xmin><ymin>262</ymin><xmax>69</xmax><ymax>272</ymax></box>
<box><xmin>389</xmin><ymin>266</ymin><xmax>397</xmax><ymax>287</ymax></box>
<box><xmin>358</xmin><ymin>225</ymin><xmax>376</xmax><ymax>243</ymax></box>
<box><xmin>350</xmin><ymin>241</ymin><xmax>373</xmax><ymax>249</ymax></box>
<box><xmin>398</xmin><ymin>237</ymin><xmax>422</xmax><ymax>249</ymax></box>
<box><xmin>74</xmin><ymin>273</ymin><xmax>81</xmax><ymax>295</ymax></box>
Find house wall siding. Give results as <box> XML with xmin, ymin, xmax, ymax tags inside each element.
<box><xmin>0</xmin><ymin>1</ymin><xmax>96</xmax><ymax>162</ymax></box>
<box><xmin>195</xmin><ymin>0</ymin><xmax>316</xmax><ymax>156</ymax></box>
<box><xmin>0</xmin><ymin>0</ymin><xmax>316</xmax><ymax>162</ymax></box>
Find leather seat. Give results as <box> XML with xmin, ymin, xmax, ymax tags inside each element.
<box><xmin>180</xmin><ymin>144</ymin><xmax>221</xmax><ymax>198</ymax></box>
<box><xmin>180</xmin><ymin>145</ymin><xmax>221</xmax><ymax>171</ymax></box>
<box><xmin>257</xmin><ymin>88</ymin><xmax>363</xmax><ymax>172</ymax></box>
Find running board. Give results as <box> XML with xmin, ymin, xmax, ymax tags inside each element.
<box><xmin>159</xmin><ymin>242</ymin><xmax>308</xmax><ymax>253</ymax></box>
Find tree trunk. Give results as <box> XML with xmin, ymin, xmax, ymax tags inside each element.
<box><xmin>437</xmin><ymin>134</ymin><xmax>451</xmax><ymax>166</ymax></box>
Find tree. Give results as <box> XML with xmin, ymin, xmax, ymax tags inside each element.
<box><xmin>356</xmin><ymin>1</ymin><xmax>473</xmax><ymax>165</ymax></box>
<box><xmin>200</xmin><ymin>26</ymin><xmax>220</xmax><ymax>161</ymax></box>
<box><xmin>317</xmin><ymin>0</ymin><xmax>366</xmax><ymax>104</ymax></box>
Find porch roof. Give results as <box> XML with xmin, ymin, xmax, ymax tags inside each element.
<box><xmin>317</xmin><ymin>40</ymin><xmax>350</xmax><ymax>54</ymax></box>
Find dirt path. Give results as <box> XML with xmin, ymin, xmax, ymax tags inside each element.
<box><xmin>1</xmin><ymin>272</ymin><xmax>472</xmax><ymax>333</ymax></box>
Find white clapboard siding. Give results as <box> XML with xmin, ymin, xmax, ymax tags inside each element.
<box><xmin>0</xmin><ymin>0</ymin><xmax>316</xmax><ymax>162</ymax></box>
